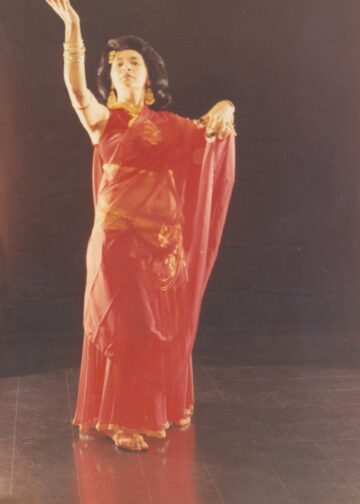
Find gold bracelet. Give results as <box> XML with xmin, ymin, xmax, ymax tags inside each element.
<box><xmin>63</xmin><ymin>50</ymin><xmax>85</xmax><ymax>62</ymax></box>
<box><xmin>63</xmin><ymin>46</ymin><xmax>85</xmax><ymax>54</ymax></box>
<box><xmin>63</xmin><ymin>40</ymin><xmax>85</xmax><ymax>49</ymax></box>
<box><xmin>63</xmin><ymin>54</ymin><xmax>85</xmax><ymax>63</ymax></box>
<box><xmin>63</xmin><ymin>48</ymin><xmax>85</xmax><ymax>54</ymax></box>
<box><xmin>63</xmin><ymin>41</ymin><xmax>85</xmax><ymax>60</ymax></box>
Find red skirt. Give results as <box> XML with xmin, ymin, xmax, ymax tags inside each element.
<box><xmin>72</xmin><ymin>226</ymin><xmax>195</xmax><ymax>437</ymax></box>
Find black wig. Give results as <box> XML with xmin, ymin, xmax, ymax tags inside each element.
<box><xmin>97</xmin><ymin>35</ymin><xmax>172</xmax><ymax>110</ymax></box>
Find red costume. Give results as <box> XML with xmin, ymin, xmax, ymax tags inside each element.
<box><xmin>72</xmin><ymin>104</ymin><xmax>235</xmax><ymax>437</ymax></box>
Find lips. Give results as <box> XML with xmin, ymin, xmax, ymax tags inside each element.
<box><xmin>121</xmin><ymin>73</ymin><xmax>134</xmax><ymax>79</ymax></box>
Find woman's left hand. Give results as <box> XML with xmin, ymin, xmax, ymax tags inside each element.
<box><xmin>194</xmin><ymin>100</ymin><xmax>236</xmax><ymax>142</ymax></box>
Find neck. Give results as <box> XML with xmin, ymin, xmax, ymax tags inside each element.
<box><xmin>114</xmin><ymin>87</ymin><xmax>145</xmax><ymax>108</ymax></box>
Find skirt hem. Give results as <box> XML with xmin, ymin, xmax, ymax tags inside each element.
<box><xmin>72</xmin><ymin>405</ymin><xmax>194</xmax><ymax>440</ymax></box>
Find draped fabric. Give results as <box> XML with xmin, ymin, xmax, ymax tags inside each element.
<box><xmin>72</xmin><ymin>104</ymin><xmax>235</xmax><ymax>437</ymax></box>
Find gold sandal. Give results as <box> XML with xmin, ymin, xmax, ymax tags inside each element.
<box><xmin>173</xmin><ymin>406</ymin><xmax>194</xmax><ymax>428</ymax></box>
<box><xmin>112</xmin><ymin>430</ymin><xmax>149</xmax><ymax>452</ymax></box>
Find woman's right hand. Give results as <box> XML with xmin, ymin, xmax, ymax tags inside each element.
<box><xmin>45</xmin><ymin>0</ymin><xmax>80</xmax><ymax>26</ymax></box>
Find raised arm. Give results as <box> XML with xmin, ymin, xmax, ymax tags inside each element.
<box><xmin>45</xmin><ymin>0</ymin><xmax>109</xmax><ymax>143</ymax></box>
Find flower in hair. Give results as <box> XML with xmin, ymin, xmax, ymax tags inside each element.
<box><xmin>108</xmin><ymin>50</ymin><xmax>119</xmax><ymax>64</ymax></box>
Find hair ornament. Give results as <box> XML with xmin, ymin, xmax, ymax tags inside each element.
<box><xmin>108</xmin><ymin>50</ymin><xmax>120</xmax><ymax>64</ymax></box>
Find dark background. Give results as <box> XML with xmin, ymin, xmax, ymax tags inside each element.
<box><xmin>1</xmin><ymin>0</ymin><xmax>360</xmax><ymax>358</ymax></box>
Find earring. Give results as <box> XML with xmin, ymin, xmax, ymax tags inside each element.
<box><xmin>107</xmin><ymin>87</ymin><xmax>117</xmax><ymax>108</ymax></box>
<box><xmin>144</xmin><ymin>85</ymin><xmax>155</xmax><ymax>105</ymax></box>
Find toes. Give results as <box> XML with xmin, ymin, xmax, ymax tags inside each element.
<box><xmin>132</xmin><ymin>435</ymin><xmax>148</xmax><ymax>451</ymax></box>
<box><xmin>112</xmin><ymin>432</ymin><xmax>149</xmax><ymax>451</ymax></box>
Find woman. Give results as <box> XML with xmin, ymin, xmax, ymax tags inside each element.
<box><xmin>46</xmin><ymin>0</ymin><xmax>236</xmax><ymax>452</ymax></box>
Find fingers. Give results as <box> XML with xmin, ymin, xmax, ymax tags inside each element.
<box><xmin>217</xmin><ymin>118</ymin><xmax>227</xmax><ymax>139</ymax></box>
<box><xmin>45</xmin><ymin>0</ymin><xmax>71</xmax><ymax>17</ymax></box>
<box><xmin>45</xmin><ymin>0</ymin><xmax>62</xmax><ymax>6</ymax></box>
<box><xmin>228</xmin><ymin>123</ymin><xmax>237</xmax><ymax>136</ymax></box>
<box><xmin>207</xmin><ymin>115</ymin><xmax>218</xmax><ymax>133</ymax></box>
<box><xmin>193</xmin><ymin>114</ymin><xmax>209</xmax><ymax>128</ymax></box>
<box><xmin>205</xmin><ymin>118</ymin><xmax>237</xmax><ymax>141</ymax></box>
<box><xmin>63</xmin><ymin>0</ymin><xmax>74</xmax><ymax>11</ymax></box>
<box><xmin>194</xmin><ymin>109</ymin><xmax>237</xmax><ymax>141</ymax></box>
<box><xmin>45</xmin><ymin>0</ymin><xmax>63</xmax><ymax>15</ymax></box>
<box><xmin>45</xmin><ymin>0</ymin><xmax>80</xmax><ymax>25</ymax></box>
<box><xmin>58</xmin><ymin>0</ymin><xmax>68</xmax><ymax>10</ymax></box>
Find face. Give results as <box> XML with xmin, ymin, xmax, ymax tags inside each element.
<box><xmin>110</xmin><ymin>49</ymin><xmax>149</xmax><ymax>91</ymax></box>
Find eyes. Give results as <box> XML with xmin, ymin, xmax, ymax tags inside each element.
<box><xmin>117</xmin><ymin>60</ymin><xmax>140</xmax><ymax>67</ymax></box>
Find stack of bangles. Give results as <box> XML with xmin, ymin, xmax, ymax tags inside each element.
<box><xmin>63</xmin><ymin>39</ymin><xmax>93</xmax><ymax>110</ymax></box>
<box><xmin>63</xmin><ymin>40</ymin><xmax>86</xmax><ymax>63</ymax></box>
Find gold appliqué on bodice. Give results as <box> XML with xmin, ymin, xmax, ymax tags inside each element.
<box><xmin>139</xmin><ymin>120</ymin><xmax>163</xmax><ymax>145</ymax></box>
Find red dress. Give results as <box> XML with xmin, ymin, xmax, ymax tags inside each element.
<box><xmin>72</xmin><ymin>104</ymin><xmax>235</xmax><ymax>437</ymax></box>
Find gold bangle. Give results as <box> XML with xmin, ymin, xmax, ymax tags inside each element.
<box><xmin>63</xmin><ymin>46</ymin><xmax>85</xmax><ymax>62</ymax></box>
<box><xmin>63</xmin><ymin>48</ymin><xmax>85</xmax><ymax>54</ymax></box>
<box><xmin>63</xmin><ymin>54</ymin><xmax>85</xmax><ymax>63</ymax></box>
<box><xmin>63</xmin><ymin>41</ymin><xmax>85</xmax><ymax>58</ymax></box>
<box><xmin>63</xmin><ymin>40</ymin><xmax>85</xmax><ymax>48</ymax></box>
<box><xmin>63</xmin><ymin>46</ymin><xmax>85</xmax><ymax>54</ymax></box>
<box><xmin>63</xmin><ymin>46</ymin><xmax>85</xmax><ymax>52</ymax></box>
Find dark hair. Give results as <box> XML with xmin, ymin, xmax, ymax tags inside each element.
<box><xmin>97</xmin><ymin>35</ymin><xmax>172</xmax><ymax>110</ymax></box>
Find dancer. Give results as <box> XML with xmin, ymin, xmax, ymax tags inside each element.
<box><xmin>45</xmin><ymin>0</ymin><xmax>236</xmax><ymax>451</ymax></box>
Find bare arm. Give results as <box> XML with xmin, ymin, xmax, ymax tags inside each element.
<box><xmin>45</xmin><ymin>0</ymin><xmax>109</xmax><ymax>142</ymax></box>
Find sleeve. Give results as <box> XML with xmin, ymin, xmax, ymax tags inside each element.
<box><xmin>169</xmin><ymin>111</ymin><xmax>236</xmax><ymax>319</ymax></box>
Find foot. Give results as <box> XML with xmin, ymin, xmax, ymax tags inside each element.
<box><xmin>173</xmin><ymin>407</ymin><xmax>194</xmax><ymax>428</ymax></box>
<box><xmin>174</xmin><ymin>416</ymin><xmax>192</xmax><ymax>428</ymax></box>
<box><xmin>79</xmin><ymin>425</ymin><xmax>94</xmax><ymax>433</ymax></box>
<box><xmin>78</xmin><ymin>425</ymin><xmax>97</xmax><ymax>440</ymax></box>
<box><xmin>112</xmin><ymin>430</ymin><xmax>149</xmax><ymax>452</ymax></box>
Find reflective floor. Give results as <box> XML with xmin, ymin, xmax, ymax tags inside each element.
<box><xmin>2</xmin><ymin>330</ymin><xmax>360</xmax><ymax>503</ymax></box>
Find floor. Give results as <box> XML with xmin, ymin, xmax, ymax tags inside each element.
<box><xmin>2</xmin><ymin>329</ymin><xmax>360</xmax><ymax>503</ymax></box>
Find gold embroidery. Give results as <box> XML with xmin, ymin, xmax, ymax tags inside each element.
<box><xmin>103</xmin><ymin>164</ymin><xmax>156</xmax><ymax>181</ymax></box>
<box><xmin>95</xmin><ymin>163</ymin><xmax>183</xmax><ymax>289</ymax></box>
<box><xmin>94</xmin><ymin>203</ymin><xmax>185</xmax><ymax>290</ymax></box>
<box><xmin>103</xmin><ymin>163</ymin><xmax>136</xmax><ymax>179</ymax></box>
<box><xmin>103</xmin><ymin>163</ymin><xmax>119</xmax><ymax>180</ymax></box>
<box><xmin>152</xmin><ymin>243</ymin><xmax>186</xmax><ymax>291</ymax></box>
<box><xmin>139</xmin><ymin>119</ymin><xmax>162</xmax><ymax>145</ymax></box>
